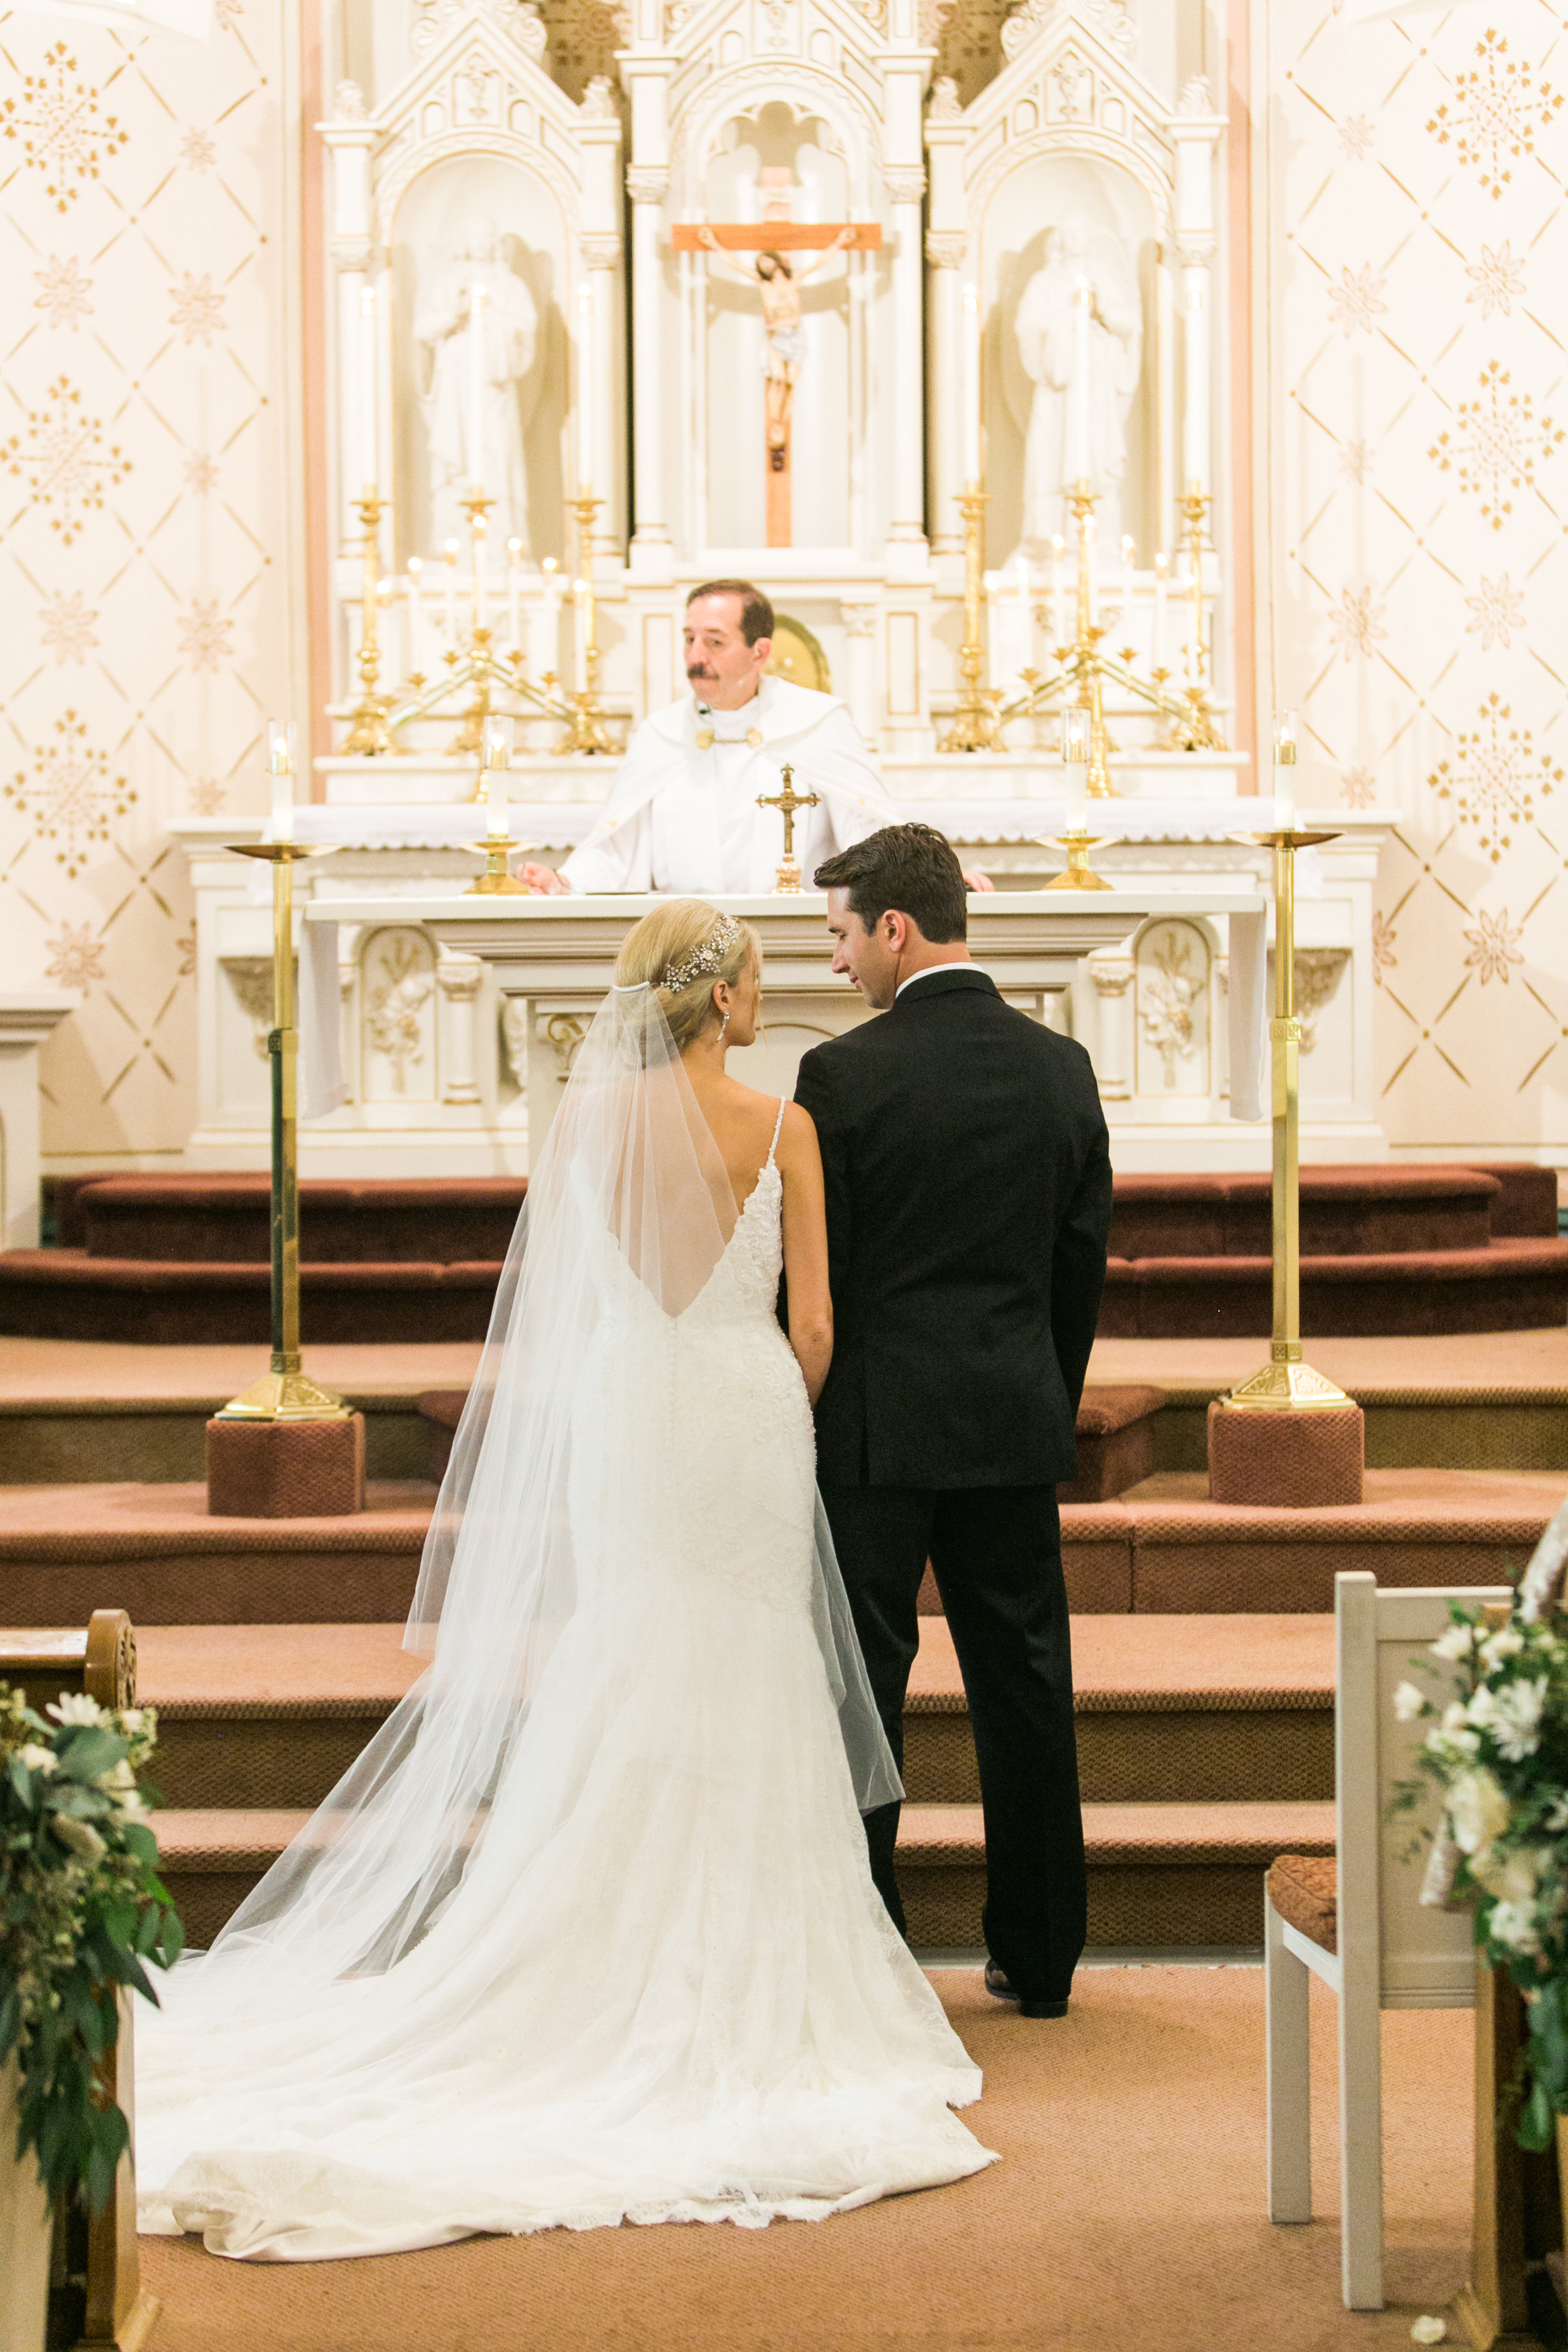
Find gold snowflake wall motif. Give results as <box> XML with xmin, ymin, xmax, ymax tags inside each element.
<box><xmin>5</xmin><ymin>712</ymin><xmax>136</xmax><ymax>879</ymax></box>
<box><xmin>3</xmin><ymin>378</ymin><xmax>130</xmax><ymax>543</ymax></box>
<box><xmin>1</xmin><ymin>41</ymin><xmax>129</xmax><ymax>212</ymax></box>
<box><xmin>1428</xmin><ymin>28</ymin><xmax>1562</xmax><ymax>201</ymax></box>
<box><xmin>1430</xmin><ymin>695</ymin><xmax>1562</xmax><ymax>863</ymax></box>
<box><xmin>1429</xmin><ymin>362</ymin><xmax>1562</xmax><ymax>529</ymax></box>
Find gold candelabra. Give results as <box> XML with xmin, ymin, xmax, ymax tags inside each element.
<box><xmin>1001</xmin><ymin>479</ymin><xmax>1227</xmax><ymax>775</ymax></box>
<box><xmin>557</xmin><ymin>488</ymin><xmax>618</xmax><ymax>757</ymax></box>
<box><xmin>938</xmin><ymin>484</ymin><xmax>1005</xmax><ymax>754</ymax></box>
<box><xmin>218</xmin><ymin>725</ymin><xmax>349</xmax><ymax>1423</ymax></box>
<box><xmin>1166</xmin><ymin>486</ymin><xmax>1227</xmax><ymax>753</ymax></box>
<box><xmin>1219</xmin><ymin>715</ymin><xmax>1348</xmax><ymax>1414</ymax></box>
<box><xmin>343</xmin><ymin>490</ymin><xmax>395</xmax><ymax>758</ymax></box>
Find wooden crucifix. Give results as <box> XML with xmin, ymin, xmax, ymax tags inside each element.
<box><xmin>758</xmin><ymin>761</ymin><xmax>820</xmax><ymax>894</ymax></box>
<box><xmin>674</xmin><ymin>172</ymin><xmax>881</xmax><ymax>549</ymax></box>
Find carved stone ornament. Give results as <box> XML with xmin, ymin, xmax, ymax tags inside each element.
<box><xmin>580</xmin><ymin>71</ymin><xmax>617</xmax><ymax>117</ymax></box>
<box><xmin>411</xmin><ymin>0</ymin><xmax>548</xmax><ymax>61</ymax></box>
<box><xmin>1177</xmin><ymin>72</ymin><xmax>1214</xmax><ymax>116</ymax></box>
<box><xmin>925</xmin><ymin>230</ymin><xmax>968</xmax><ymax>268</ymax></box>
<box><xmin>224</xmin><ymin>958</ymin><xmax>287</xmax><ymax>1058</ymax></box>
<box><xmin>927</xmin><ymin>74</ymin><xmax>963</xmax><ymax>122</ymax></box>
<box><xmin>626</xmin><ymin>165</ymin><xmax>669</xmax><ymax>204</ymax></box>
<box><xmin>883</xmin><ymin>166</ymin><xmax>928</xmax><ymax>204</ymax></box>
<box><xmin>580</xmin><ymin>230</ymin><xmax>622</xmax><ymax>265</ymax></box>
<box><xmin>499</xmin><ymin>998</ymin><xmax>530</xmax><ymax>1094</ymax></box>
<box><xmin>1002</xmin><ymin>0</ymin><xmax>1136</xmax><ymax>65</ymax></box>
<box><xmin>333</xmin><ymin>78</ymin><xmax>369</xmax><ymax>121</ymax></box>
<box><xmin>840</xmin><ymin>600</ymin><xmax>879</xmax><ymax>639</ymax></box>
<box><xmin>1291</xmin><ymin>948</ymin><xmax>1350</xmax><ymax>1056</ymax></box>
<box><xmin>999</xmin><ymin>0</ymin><xmax>1048</xmax><ymax>63</ymax></box>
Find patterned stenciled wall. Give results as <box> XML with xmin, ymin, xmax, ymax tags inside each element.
<box><xmin>0</xmin><ymin>0</ymin><xmax>300</xmax><ymax>1163</ymax></box>
<box><xmin>1264</xmin><ymin>0</ymin><xmax>1567</xmax><ymax>1158</ymax></box>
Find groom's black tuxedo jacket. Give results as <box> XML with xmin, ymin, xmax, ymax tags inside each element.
<box><xmin>794</xmin><ymin>966</ymin><xmax>1112</xmax><ymax>1490</ymax></box>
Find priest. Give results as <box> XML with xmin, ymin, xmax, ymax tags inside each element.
<box><xmin>521</xmin><ymin>581</ymin><xmax>987</xmax><ymax>896</ymax></box>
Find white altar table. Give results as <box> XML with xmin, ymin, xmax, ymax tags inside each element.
<box><xmin>303</xmin><ymin>889</ymin><xmax>1266</xmax><ymax>1169</ymax></box>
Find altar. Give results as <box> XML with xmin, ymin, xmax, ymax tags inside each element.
<box><xmin>299</xmin><ymin>884</ymin><xmax>1268</xmax><ymax>1168</ymax></box>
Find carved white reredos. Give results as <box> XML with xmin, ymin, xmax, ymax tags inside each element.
<box><xmin>924</xmin><ymin>230</ymin><xmax>967</xmax><ymax>267</ymax></box>
<box><xmin>670</xmin><ymin>67</ymin><xmax>884</xmax><ymax>209</ymax></box>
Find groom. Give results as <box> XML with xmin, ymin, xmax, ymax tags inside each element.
<box><xmin>795</xmin><ymin>824</ymin><xmax>1112</xmax><ymax>2017</ymax></box>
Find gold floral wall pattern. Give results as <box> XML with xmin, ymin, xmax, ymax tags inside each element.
<box><xmin>0</xmin><ymin>1</ymin><xmax>294</xmax><ymax>1162</ymax></box>
<box><xmin>1273</xmin><ymin>0</ymin><xmax>1568</xmax><ymax>1153</ymax></box>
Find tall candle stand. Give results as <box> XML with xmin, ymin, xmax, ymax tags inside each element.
<box><xmin>217</xmin><ymin>730</ymin><xmax>347</xmax><ymax>1424</ymax></box>
<box><xmin>343</xmin><ymin>489</ymin><xmax>395</xmax><ymax>758</ymax></box>
<box><xmin>449</xmin><ymin>490</ymin><xmax>497</xmax><ymax>757</ymax></box>
<box><xmin>557</xmin><ymin>487</ymin><xmax>617</xmax><ymax>756</ymax></box>
<box><xmin>938</xmin><ymin>483</ymin><xmax>1005</xmax><ymax>754</ymax></box>
<box><xmin>1218</xmin><ymin>721</ymin><xmax>1347</xmax><ymax>1415</ymax></box>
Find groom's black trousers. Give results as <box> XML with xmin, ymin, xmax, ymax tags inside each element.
<box><xmin>819</xmin><ymin>1481</ymin><xmax>1086</xmax><ymax>2004</ymax></box>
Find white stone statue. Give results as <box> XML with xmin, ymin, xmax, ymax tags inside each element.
<box><xmin>1015</xmin><ymin>213</ymin><xmax>1142</xmax><ymax>549</ymax></box>
<box><xmin>415</xmin><ymin>216</ymin><xmax>537</xmax><ymax>549</ymax></box>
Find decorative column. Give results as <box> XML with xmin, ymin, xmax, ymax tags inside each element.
<box><xmin>840</xmin><ymin>601</ymin><xmax>881</xmax><ymax>750</ymax></box>
<box><xmin>885</xmin><ymin>165</ymin><xmax>930</xmax><ymax>571</ymax></box>
<box><xmin>437</xmin><ymin>960</ymin><xmax>484</xmax><ymax>1106</ymax></box>
<box><xmin>0</xmin><ymin>993</ymin><xmax>73</xmax><ymax>1246</ymax></box>
<box><xmin>1215</xmin><ymin>951</ymin><xmax>1231</xmax><ymax>1105</ymax></box>
<box><xmin>576</xmin><ymin>80</ymin><xmax>625</xmax><ymax>560</ymax></box>
<box><xmin>924</xmin><ymin>232</ymin><xmax>967</xmax><ymax>559</ymax></box>
<box><xmin>1086</xmin><ymin>952</ymin><xmax>1135</xmax><ymax>1103</ymax></box>
<box><xmin>317</xmin><ymin>85</ymin><xmax>379</xmax><ymax>548</ymax></box>
<box><xmin>620</xmin><ymin>26</ymin><xmax>675</xmax><ymax>576</ymax></box>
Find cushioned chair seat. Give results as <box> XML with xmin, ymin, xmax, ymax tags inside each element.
<box><xmin>1268</xmin><ymin>1852</ymin><xmax>1338</xmax><ymax>1954</ymax></box>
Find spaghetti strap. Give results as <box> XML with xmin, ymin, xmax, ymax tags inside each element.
<box><xmin>766</xmin><ymin>1096</ymin><xmax>787</xmax><ymax>1168</ymax></box>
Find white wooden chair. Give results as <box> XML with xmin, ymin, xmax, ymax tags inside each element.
<box><xmin>1265</xmin><ymin>1571</ymin><xmax>1508</xmax><ymax>2310</ymax></box>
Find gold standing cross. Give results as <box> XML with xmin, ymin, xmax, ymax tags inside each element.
<box><xmin>758</xmin><ymin>761</ymin><xmax>821</xmax><ymax>894</ymax></box>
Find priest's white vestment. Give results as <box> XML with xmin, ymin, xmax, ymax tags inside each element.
<box><xmin>560</xmin><ymin>676</ymin><xmax>898</xmax><ymax>895</ymax></box>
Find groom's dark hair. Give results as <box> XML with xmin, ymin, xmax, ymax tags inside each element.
<box><xmin>814</xmin><ymin>824</ymin><xmax>968</xmax><ymax>944</ymax></box>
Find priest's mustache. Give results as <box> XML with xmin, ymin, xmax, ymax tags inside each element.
<box><xmin>687</xmin><ymin>662</ymin><xmax>718</xmax><ymax>680</ymax></box>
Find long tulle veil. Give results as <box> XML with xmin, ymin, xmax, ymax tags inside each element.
<box><xmin>173</xmin><ymin>982</ymin><xmax>899</xmax><ymax>1997</ymax></box>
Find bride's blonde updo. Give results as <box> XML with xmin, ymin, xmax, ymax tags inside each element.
<box><xmin>615</xmin><ymin>899</ymin><xmax>760</xmax><ymax>1051</ymax></box>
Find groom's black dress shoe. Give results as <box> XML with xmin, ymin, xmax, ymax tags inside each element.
<box><xmin>984</xmin><ymin>1959</ymin><xmax>1069</xmax><ymax>2019</ymax></box>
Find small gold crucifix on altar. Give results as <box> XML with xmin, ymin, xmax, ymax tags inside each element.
<box><xmin>673</xmin><ymin>174</ymin><xmax>881</xmax><ymax>549</ymax></box>
<box><xmin>758</xmin><ymin>762</ymin><xmax>820</xmax><ymax>894</ymax></box>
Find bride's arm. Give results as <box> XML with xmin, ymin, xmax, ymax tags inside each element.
<box><xmin>776</xmin><ymin>1102</ymin><xmax>833</xmax><ymax>1406</ymax></box>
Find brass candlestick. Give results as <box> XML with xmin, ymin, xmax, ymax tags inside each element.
<box><xmin>558</xmin><ymin>487</ymin><xmax>618</xmax><ymax>756</ymax></box>
<box><xmin>939</xmin><ymin>483</ymin><xmax>1005</xmax><ymax>753</ymax></box>
<box><xmin>450</xmin><ymin>490</ymin><xmax>496</xmax><ymax>757</ymax></box>
<box><xmin>758</xmin><ymin>761</ymin><xmax>821</xmax><ymax>893</ymax></box>
<box><xmin>1041</xmin><ymin>832</ymin><xmax>1115</xmax><ymax>892</ymax></box>
<box><xmin>343</xmin><ymin>489</ymin><xmax>395</xmax><ymax>758</ymax></box>
<box><xmin>465</xmin><ymin>714</ymin><xmax>533</xmax><ymax>894</ymax></box>
<box><xmin>1167</xmin><ymin>485</ymin><xmax>1226</xmax><ymax>754</ymax></box>
<box><xmin>1220</xmin><ymin>725</ymin><xmax>1347</xmax><ymax>1412</ymax></box>
<box><xmin>218</xmin><ymin>751</ymin><xmax>347</xmax><ymax>1421</ymax></box>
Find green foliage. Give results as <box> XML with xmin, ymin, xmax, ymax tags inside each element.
<box><xmin>1401</xmin><ymin>1604</ymin><xmax>1568</xmax><ymax>2149</ymax></box>
<box><xmin>0</xmin><ymin>1683</ymin><xmax>183</xmax><ymax>2212</ymax></box>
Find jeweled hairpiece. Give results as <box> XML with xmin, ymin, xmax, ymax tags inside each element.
<box><xmin>660</xmin><ymin>913</ymin><xmax>743</xmax><ymax>995</ymax></box>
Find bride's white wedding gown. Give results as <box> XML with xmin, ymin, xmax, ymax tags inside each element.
<box><xmin>137</xmin><ymin>1107</ymin><xmax>995</xmax><ymax>2260</ymax></box>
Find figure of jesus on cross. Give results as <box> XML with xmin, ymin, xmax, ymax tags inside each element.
<box><xmin>674</xmin><ymin>171</ymin><xmax>881</xmax><ymax>547</ymax></box>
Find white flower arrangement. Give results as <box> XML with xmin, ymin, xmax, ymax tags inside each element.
<box><xmin>1404</xmin><ymin>1493</ymin><xmax>1568</xmax><ymax>2151</ymax></box>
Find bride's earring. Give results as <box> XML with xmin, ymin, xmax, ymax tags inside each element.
<box><xmin>716</xmin><ymin>1007</ymin><xmax>731</xmax><ymax>1046</ymax></box>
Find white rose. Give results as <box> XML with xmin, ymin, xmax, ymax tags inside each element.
<box><xmin>1466</xmin><ymin>1686</ymin><xmax>1498</xmax><ymax>1729</ymax></box>
<box><xmin>119</xmin><ymin>1709</ymin><xmax>145</xmax><ymax>1734</ymax></box>
<box><xmin>1393</xmin><ymin>1682</ymin><xmax>1427</xmax><ymax>1722</ymax></box>
<box><xmin>1486</xmin><ymin>1899</ymin><xmax>1540</xmax><ymax>1955</ymax></box>
<box><xmin>18</xmin><ymin>1744</ymin><xmax>57</xmax><ymax>1777</ymax></box>
<box><xmin>1471</xmin><ymin>1846</ymin><xmax>1544</xmax><ymax>1905</ymax></box>
<box><xmin>1448</xmin><ymin>1767</ymin><xmax>1510</xmax><ymax>1855</ymax></box>
<box><xmin>46</xmin><ymin>1693</ymin><xmax>106</xmax><ymax>1729</ymax></box>
<box><xmin>1481</xmin><ymin>1627</ymin><xmax>1524</xmax><ymax>1669</ymax></box>
<box><xmin>1491</xmin><ymin>1678</ymin><xmax>1547</xmax><ymax>1764</ymax></box>
<box><xmin>1432</xmin><ymin>1622</ymin><xmax>1480</xmax><ymax>1663</ymax></box>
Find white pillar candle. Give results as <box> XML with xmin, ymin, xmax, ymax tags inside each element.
<box><xmin>1072</xmin><ymin>277</ymin><xmax>1091</xmax><ymax>485</ymax></box>
<box><xmin>267</xmin><ymin>719</ymin><xmax>295</xmax><ymax>843</ymax></box>
<box><xmin>961</xmin><ymin>280</ymin><xmax>982</xmax><ymax>484</ymax></box>
<box><xmin>482</xmin><ymin>714</ymin><xmax>511</xmax><ymax>839</ymax></box>
<box><xmin>467</xmin><ymin>282</ymin><xmax>487</xmax><ymax>491</ymax></box>
<box><xmin>359</xmin><ymin>283</ymin><xmax>378</xmax><ymax>494</ymax></box>
<box><xmin>529</xmin><ymin>557</ymin><xmax>561</xmax><ymax>682</ymax></box>
<box><xmin>443</xmin><ymin>539</ymin><xmax>458</xmax><ymax>646</ymax></box>
<box><xmin>1157</xmin><ymin>257</ymin><xmax>1175</xmax><ymax>559</ymax></box>
<box><xmin>406</xmin><ymin>556</ymin><xmax>423</xmax><ymax>675</ymax></box>
<box><xmin>1152</xmin><ymin>551</ymin><xmax>1168</xmax><ymax>671</ymax></box>
<box><xmin>1062</xmin><ymin>707</ymin><xmax>1090</xmax><ymax>837</ymax></box>
<box><xmin>1083</xmin><ymin>512</ymin><xmax>1098</xmax><ymax>630</ymax></box>
<box><xmin>573</xmin><ymin>578</ymin><xmax>588</xmax><ymax>692</ymax></box>
<box><xmin>1183</xmin><ymin>546</ymin><xmax>1200</xmax><ymax>684</ymax></box>
<box><xmin>1182</xmin><ymin>268</ymin><xmax>1208</xmax><ymax>497</ymax></box>
<box><xmin>472</xmin><ymin>511</ymin><xmax>487</xmax><ymax>632</ymax></box>
<box><xmin>1120</xmin><ymin>534</ymin><xmax>1135</xmax><ymax>638</ymax></box>
<box><xmin>506</xmin><ymin>538</ymin><xmax>522</xmax><ymax>650</ymax></box>
<box><xmin>1049</xmin><ymin>533</ymin><xmax>1064</xmax><ymax>645</ymax></box>
<box><xmin>1273</xmin><ymin>709</ymin><xmax>1298</xmax><ymax>832</ymax></box>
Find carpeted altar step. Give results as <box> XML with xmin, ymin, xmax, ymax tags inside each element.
<box><xmin>151</xmin><ymin>1797</ymin><xmax>1337</xmax><ymax>1954</ymax></box>
<box><xmin>895</xmin><ymin>1800</ymin><xmax>1337</xmax><ymax>1951</ymax></box>
<box><xmin>2</xmin><ymin>1466</ymin><xmax>1560</xmax><ymax>1624</ymax></box>
<box><xmin>0</xmin><ymin>1251</ymin><xmax>505</xmax><ymax>1346</ymax></box>
<box><xmin>1096</xmin><ymin>1236</ymin><xmax>1568</xmax><ymax>1340</ymax></box>
<box><xmin>50</xmin><ymin>1174</ymin><xmax>527</xmax><ymax>1262</ymax></box>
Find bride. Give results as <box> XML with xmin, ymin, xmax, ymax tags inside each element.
<box><xmin>137</xmin><ymin>900</ymin><xmax>995</xmax><ymax>2261</ymax></box>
